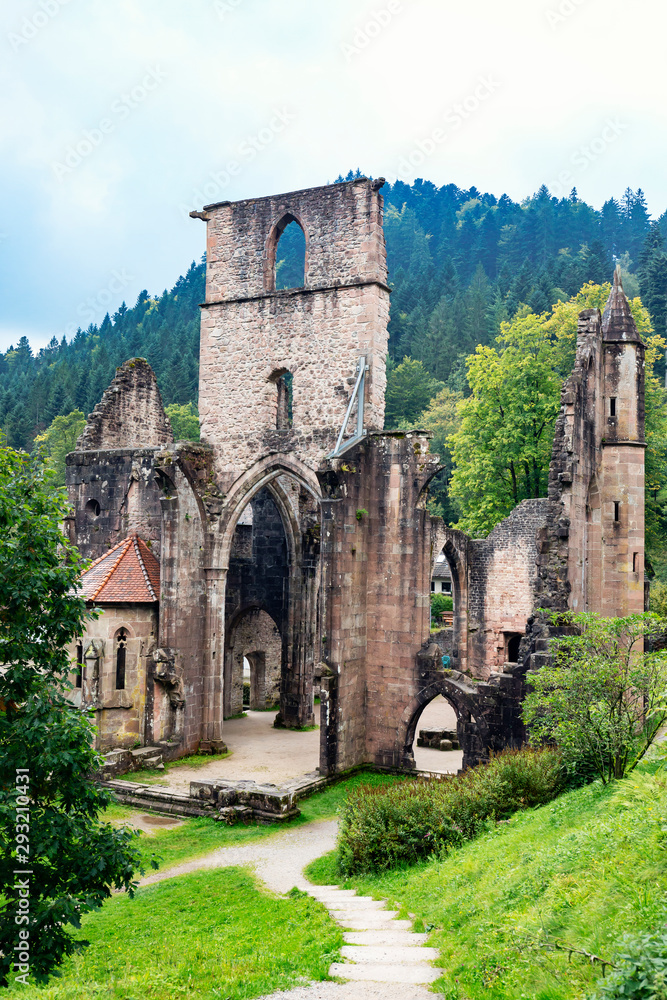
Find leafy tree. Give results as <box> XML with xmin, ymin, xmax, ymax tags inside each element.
<box><xmin>0</xmin><ymin>449</ymin><xmax>152</xmax><ymax>986</ymax></box>
<box><xmin>430</xmin><ymin>592</ymin><xmax>453</xmax><ymax>622</ymax></box>
<box><xmin>33</xmin><ymin>410</ymin><xmax>86</xmax><ymax>486</ymax></box>
<box><xmin>448</xmin><ymin>307</ymin><xmax>570</xmax><ymax>536</ymax></box>
<box><xmin>384</xmin><ymin>357</ymin><xmax>443</xmax><ymax>429</ymax></box>
<box><xmin>165</xmin><ymin>402</ymin><xmax>200</xmax><ymax>441</ymax></box>
<box><xmin>523</xmin><ymin>612</ymin><xmax>667</xmax><ymax>784</ymax></box>
<box><xmin>449</xmin><ymin>283</ymin><xmax>665</xmax><ymax>539</ymax></box>
<box><xmin>417</xmin><ymin>387</ymin><xmax>462</xmax><ymax>524</ymax></box>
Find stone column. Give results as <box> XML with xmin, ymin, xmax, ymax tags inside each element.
<box><xmin>202</xmin><ymin>567</ymin><xmax>228</xmax><ymax>752</ymax></box>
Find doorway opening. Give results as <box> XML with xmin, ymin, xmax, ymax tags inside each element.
<box><xmin>412</xmin><ymin>695</ymin><xmax>462</xmax><ymax>774</ymax></box>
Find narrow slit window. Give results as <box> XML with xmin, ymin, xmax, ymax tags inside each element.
<box><xmin>276</xmin><ymin>372</ymin><xmax>293</xmax><ymax>429</ymax></box>
<box><xmin>633</xmin><ymin>552</ymin><xmax>638</xmax><ymax>573</ymax></box>
<box><xmin>116</xmin><ymin>629</ymin><xmax>127</xmax><ymax>690</ymax></box>
<box><xmin>610</xmin><ymin>397</ymin><xmax>617</xmax><ymax>417</ymax></box>
<box><xmin>614</xmin><ymin>501</ymin><xmax>620</xmax><ymax>522</ymax></box>
<box><xmin>76</xmin><ymin>642</ymin><xmax>83</xmax><ymax>689</ymax></box>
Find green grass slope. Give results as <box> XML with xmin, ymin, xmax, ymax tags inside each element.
<box><xmin>6</xmin><ymin>868</ymin><xmax>342</xmax><ymax>999</ymax></box>
<box><xmin>307</xmin><ymin>766</ymin><xmax>667</xmax><ymax>999</ymax></box>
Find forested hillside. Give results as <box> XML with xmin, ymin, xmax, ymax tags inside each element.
<box><xmin>3</xmin><ymin>172</ymin><xmax>667</xmax><ymax>455</ymax></box>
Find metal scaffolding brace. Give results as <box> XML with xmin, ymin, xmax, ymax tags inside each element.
<box><xmin>328</xmin><ymin>356</ymin><xmax>369</xmax><ymax>458</ymax></box>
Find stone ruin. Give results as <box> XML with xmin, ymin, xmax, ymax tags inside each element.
<box><xmin>65</xmin><ymin>177</ymin><xmax>645</xmax><ymax>787</ymax></box>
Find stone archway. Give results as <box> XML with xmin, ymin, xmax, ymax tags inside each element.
<box><xmin>224</xmin><ymin>607</ymin><xmax>282</xmax><ymax>717</ymax></box>
<box><xmin>201</xmin><ymin>461</ymin><xmax>324</xmax><ymax>748</ymax></box>
<box><xmin>430</xmin><ymin>530</ymin><xmax>469</xmax><ymax>674</ymax></box>
<box><xmin>397</xmin><ymin>673</ymin><xmax>491</xmax><ymax>773</ymax></box>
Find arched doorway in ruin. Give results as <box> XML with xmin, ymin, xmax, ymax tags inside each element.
<box><xmin>430</xmin><ymin>534</ymin><xmax>468</xmax><ymax>674</ymax></box>
<box><xmin>224</xmin><ymin>607</ymin><xmax>282</xmax><ymax>717</ymax></box>
<box><xmin>398</xmin><ymin>676</ymin><xmax>489</xmax><ymax>773</ymax></box>
<box><xmin>212</xmin><ymin>462</ymin><xmax>323</xmax><ymax>752</ymax></box>
<box><xmin>411</xmin><ymin>695</ymin><xmax>462</xmax><ymax>774</ymax></box>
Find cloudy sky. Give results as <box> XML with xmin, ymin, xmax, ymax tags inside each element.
<box><xmin>2</xmin><ymin>0</ymin><xmax>666</xmax><ymax>352</ymax></box>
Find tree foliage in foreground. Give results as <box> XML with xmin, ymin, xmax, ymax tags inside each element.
<box><xmin>0</xmin><ymin>449</ymin><xmax>153</xmax><ymax>987</ymax></box>
<box><xmin>523</xmin><ymin>612</ymin><xmax>667</xmax><ymax>785</ymax></box>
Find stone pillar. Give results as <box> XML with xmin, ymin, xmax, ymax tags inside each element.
<box><xmin>202</xmin><ymin>567</ymin><xmax>227</xmax><ymax>752</ymax></box>
<box><xmin>158</xmin><ymin>496</ymin><xmax>179</xmax><ymax>651</ymax></box>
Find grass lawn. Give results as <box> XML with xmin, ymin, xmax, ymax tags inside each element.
<box><xmin>6</xmin><ymin>867</ymin><xmax>342</xmax><ymax>999</ymax></box>
<box><xmin>3</xmin><ymin>771</ymin><xmax>402</xmax><ymax>998</ymax></box>
<box><xmin>305</xmin><ymin>763</ymin><xmax>667</xmax><ymax>999</ymax></box>
<box><xmin>107</xmin><ymin>769</ymin><xmax>405</xmax><ymax>872</ymax></box>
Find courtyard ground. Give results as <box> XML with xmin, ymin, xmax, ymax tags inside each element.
<box><xmin>129</xmin><ymin>697</ymin><xmax>462</xmax><ymax>792</ymax></box>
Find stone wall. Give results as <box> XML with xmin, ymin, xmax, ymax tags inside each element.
<box><xmin>76</xmin><ymin>358</ymin><xmax>173</xmax><ymax>451</ymax></box>
<box><xmin>66</xmin><ymin>448</ymin><xmax>165</xmax><ymax>562</ymax></box>
<box><xmin>467</xmin><ymin>499</ymin><xmax>551</xmax><ymax>677</ymax></box>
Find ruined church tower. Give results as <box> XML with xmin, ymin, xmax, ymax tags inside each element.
<box><xmin>549</xmin><ymin>267</ymin><xmax>645</xmax><ymax>617</ymax></box>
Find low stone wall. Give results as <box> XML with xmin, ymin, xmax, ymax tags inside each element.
<box><xmin>103</xmin><ymin>769</ymin><xmax>328</xmax><ymax>823</ymax></box>
<box><xmin>99</xmin><ymin>740</ymin><xmax>182</xmax><ymax>779</ymax></box>
<box><xmin>417</xmin><ymin>727</ymin><xmax>460</xmax><ymax>751</ymax></box>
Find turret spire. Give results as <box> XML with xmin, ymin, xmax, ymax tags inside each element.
<box><xmin>602</xmin><ymin>267</ymin><xmax>641</xmax><ymax>343</ymax></box>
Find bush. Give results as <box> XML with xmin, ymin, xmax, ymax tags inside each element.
<box><xmin>431</xmin><ymin>592</ymin><xmax>453</xmax><ymax>619</ymax></box>
<box><xmin>524</xmin><ymin>611</ymin><xmax>667</xmax><ymax>783</ymax></box>
<box><xmin>591</xmin><ymin>926</ymin><xmax>667</xmax><ymax>1000</ymax></box>
<box><xmin>337</xmin><ymin>746</ymin><xmax>562</xmax><ymax>875</ymax></box>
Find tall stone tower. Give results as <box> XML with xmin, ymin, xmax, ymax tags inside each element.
<box><xmin>598</xmin><ymin>267</ymin><xmax>646</xmax><ymax>615</ymax></box>
<box><xmin>549</xmin><ymin>267</ymin><xmax>645</xmax><ymax>617</ymax></box>
<box><xmin>193</xmin><ymin>178</ymin><xmax>390</xmax><ymax>490</ymax></box>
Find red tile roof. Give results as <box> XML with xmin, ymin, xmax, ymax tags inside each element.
<box><xmin>80</xmin><ymin>534</ymin><xmax>160</xmax><ymax>604</ymax></box>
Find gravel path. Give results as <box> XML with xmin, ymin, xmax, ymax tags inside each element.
<box><xmin>137</xmin><ymin>816</ymin><xmax>442</xmax><ymax>995</ymax></box>
<box><xmin>138</xmin><ymin>818</ymin><xmax>337</xmax><ymax>894</ymax></box>
<box><xmin>253</xmin><ymin>985</ymin><xmax>437</xmax><ymax>999</ymax></box>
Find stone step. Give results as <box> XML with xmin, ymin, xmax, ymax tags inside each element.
<box><xmin>310</xmin><ymin>892</ymin><xmax>374</xmax><ymax>905</ymax></box>
<box><xmin>309</xmin><ymin>886</ymin><xmax>357</xmax><ymax>898</ymax></box>
<box><xmin>343</xmin><ymin>930</ymin><xmax>429</xmax><ymax>947</ymax></box>
<box><xmin>130</xmin><ymin>746</ymin><xmax>161</xmax><ymax>758</ymax></box>
<box><xmin>336</xmin><ymin>917</ymin><xmax>414</xmax><ymax>931</ymax></box>
<box><xmin>329</xmin><ymin>962</ymin><xmax>440</xmax><ymax>984</ymax></box>
<box><xmin>319</xmin><ymin>897</ymin><xmax>387</xmax><ymax>910</ymax></box>
<box><xmin>341</xmin><ymin>945</ymin><xmax>440</xmax><ymax>964</ymax></box>
<box><xmin>328</xmin><ymin>908</ymin><xmax>400</xmax><ymax>922</ymax></box>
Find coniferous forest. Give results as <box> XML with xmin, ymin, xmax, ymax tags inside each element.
<box><xmin>3</xmin><ymin>172</ymin><xmax>667</xmax><ymax>480</ymax></box>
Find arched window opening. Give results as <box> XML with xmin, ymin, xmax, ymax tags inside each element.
<box><xmin>275</xmin><ymin>218</ymin><xmax>306</xmax><ymax>290</ymax></box>
<box><xmin>506</xmin><ymin>634</ymin><xmax>522</xmax><ymax>663</ymax></box>
<box><xmin>76</xmin><ymin>642</ymin><xmax>83</xmax><ymax>689</ymax></box>
<box><xmin>85</xmin><ymin>498</ymin><xmax>100</xmax><ymax>520</ymax></box>
<box><xmin>115</xmin><ymin>629</ymin><xmax>128</xmax><ymax>690</ymax></box>
<box><xmin>277</xmin><ymin>372</ymin><xmax>293</xmax><ymax>429</ymax></box>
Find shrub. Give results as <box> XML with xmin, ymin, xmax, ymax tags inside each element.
<box><xmin>591</xmin><ymin>926</ymin><xmax>667</xmax><ymax>1000</ymax></box>
<box><xmin>431</xmin><ymin>592</ymin><xmax>453</xmax><ymax>619</ymax></box>
<box><xmin>524</xmin><ymin>611</ymin><xmax>667</xmax><ymax>783</ymax></box>
<box><xmin>337</xmin><ymin>746</ymin><xmax>562</xmax><ymax>875</ymax></box>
